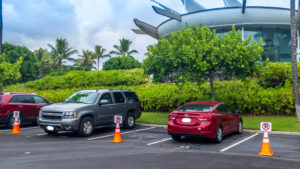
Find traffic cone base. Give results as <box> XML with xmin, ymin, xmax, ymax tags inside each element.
<box><xmin>258</xmin><ymin>130</ymin><xmax>274</xmax><ymax>156</ymax></box>
<box><xmin>111</xmin><ymin>121</ymin><xmax>125</xmax><ymax>143</ymax></box>
<box><xmin>10</xmin><ymin>118</ymin><xmax>23</xmax><ymax>134</ymax></box>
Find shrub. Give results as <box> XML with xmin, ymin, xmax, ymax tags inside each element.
<box><xmin>25</xmin><ymin>69</ymin><xmax>149</xmax><ymax>90</ymax></box>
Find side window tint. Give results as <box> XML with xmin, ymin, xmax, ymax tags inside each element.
<box><xmin>124</xmin><ymin>92</ymin><xmax>139</xmax><ymax>102</ymax></box>
<box><xmin>113</xmin><ymin>92</ymin><xmax>125</xmax><ymax>104</ymax></box>
<box><xmin>224</xmin><ymin>105</ymin><xmax>233</xmax><ymax>113</ymax></box>
<box><xmin>216</xmin><ymin>105</ymin><xmax>225</xmax><ymax>113</ymax></box>
<box><xmin>10</xmin><ymin>95</ymin><xmax>34</xmax><ymax>103</ymax></box>
<box><xmin>99</xmin><ymin>93</ymin><xmax>113</xmax><ymax>104</ymax></box>
<box><xmin>33</xmin><ymin>96</ymin><xmax>49</xmax><ymax>104</ymax></box>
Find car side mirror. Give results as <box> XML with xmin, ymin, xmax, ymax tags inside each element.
<box><xmin>234</xmin><ymin>110</ymin><xmax>239</xmax><ymax>114</ymax></box>
<box><xmin>99</xmin><ymin>99</ymin><xmax>109</xmax><ymax>105</ymax></box>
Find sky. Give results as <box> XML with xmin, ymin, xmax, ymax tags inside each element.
<box><xmin>2</xmin><ymin>0</ymin><xmax>291</xmax><ymax>68</ymax></box>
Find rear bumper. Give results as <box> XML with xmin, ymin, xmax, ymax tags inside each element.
<box><xmin>168</xmin><ymin>120</ymin><xmax>217</xmax><ymax>139</ymax></box>
<box><xmin>169</xmin><ymin>132</ymin><xmax>205</xmax><ymax>138</ymax></box>
<box><xmin>38</xmin><ymin>117</ymin><xmax>80</xmax><ymax>132</ymax></box>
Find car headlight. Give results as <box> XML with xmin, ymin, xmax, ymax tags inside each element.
<box><xmin>63</xmin><ymin>111</ymin><xmax>77</xmax><ymax>119</ymax></box>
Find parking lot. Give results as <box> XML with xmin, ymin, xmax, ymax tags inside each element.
<box><xmin>0</xmin><ymin>124</ymin><xmax>300</xmax><ymax>169</ymax></box>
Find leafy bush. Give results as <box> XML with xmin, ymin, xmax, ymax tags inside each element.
<box><xmin>256</xmin><ymin>62</ymin><xmax>300</xmax><ymax>88</ymax></box>
<box><xmin>6</xmin><ymin>80</ymin><xmax>295</xmax><ymax>116</ymax></box>
<box><xmin>102</xmin><ymin>56</ymin><xmax>141</xmax><ymax>70</ymax></box>
<box><xmin>25</xmin><ymin>69</ymin><xmax>149</xmax><ymax>90</ymax></box>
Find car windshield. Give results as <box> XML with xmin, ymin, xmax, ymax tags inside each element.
<box><xmin>65</xmin><ymin>92</ymin><xmax>99</xmax><ymax>104</ymax></box>
<box><xmin>177</xmin><ymin>104</ymin><xmax>213</xmax><ymax>112</ymax></box>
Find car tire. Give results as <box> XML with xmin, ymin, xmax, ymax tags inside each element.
<box><xmin>171</xmin><ymin>135</ymin><xmax>181</xmax><ymax>141</ymax></box>
<box><xmin>78</xmin><ymin>117</ymin><xmax>94</xmax><ymax>137</ymax></box>
<box><xmin>237</xmin><ymin>120</ymin><xmax>243</xmax><ymax>134</ymax></box>
<box><xmin>7</xmin><ymin>113</ymin><xmax>23</xmax><ymax>129</ymax></box>
<box><xmin>124</xmin><ymin>113</ymin><xmax>135</xmax><ymax>129</ymax></box>
<box><xmin>215</xmin><ymin>126</ymin><xmax>223</xmax><ymax>143</ymax></box>
<box><xmin>44</xmin><ymin>129</ymin><xmax>58</xmax><ymax>135</ymax></box>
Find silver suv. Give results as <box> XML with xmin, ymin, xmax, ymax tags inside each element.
<box><xmin>38</xmin><ymin>89</ymin><xmax>141</xmax><ymax>136</ymax></box>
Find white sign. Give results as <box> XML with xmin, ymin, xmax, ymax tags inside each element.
<box><xmin>114</xmin><ymin>115</ymin><xmax>123</xmax><ymax>124</ymax></box>
<box><xmin>260</xmin><ymin>122</ymin><xmax>272</xmax><ymax>132</ymax></box>
<box><xmin>13</xmin><ymin>111</ymin><xmax>20</xmax><ymax>119</ymax></box>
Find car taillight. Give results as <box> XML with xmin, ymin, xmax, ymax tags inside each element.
<box><xmin>169</xmin><ymin>113</ymin><xmax>177</xmax><ymax>120</ymax></box>
<box><xmin>198</xmin><ymin>116</ymin><xmax>212</xmax><ymax>121</ymax></box>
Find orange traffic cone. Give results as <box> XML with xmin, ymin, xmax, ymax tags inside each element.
<box><xmin>10</xmin><ymin>117</ymin><xmax>23</xmax><ymax>134</ymax></box>
<box><xmin>111</xmin><ymin>121</ymin><xmax>125</xmax><ymax>143</ymax></box>
<box><xmin>258</xmin><ymin>130</ymin><xmax>274</xmax><ymax>156</ymax></box>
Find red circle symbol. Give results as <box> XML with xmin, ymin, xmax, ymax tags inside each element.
<box><xmin>262</xmin><ymin>123</ymin><xmax>270</xmax><ymax>130</ymax></box>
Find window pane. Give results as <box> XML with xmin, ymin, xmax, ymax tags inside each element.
<box><xmin>66</xmin><ymin>92</ymin><xmax>99</xmax><ymax>104</ymax></box>
<box><xmin>124</xmin><ymin>92</ymin><xmax>139</xmax><ymax>102</ymax></box>
<box><xmin>113</xmin><ymin>92</ymin><xmax>125</xmax><ymax>104</ymax></box>
<box><xmin>99</xmin><ymin>93</ymin><xmax>113</xmax><ymax>104</ymax></box>
<box><xmin>33</xmin><ymin>96</ymin><xmax>48</xmax><ymax>104</ymax></box>
<box><xmin>10</xmin><ymin>95</ymin><xmax>34</xmax><ymax>103</ymax></box>
<box><xmin>177</xmin><ymin>104</ymin><xmax>213</xmax><ymax>112</ymax></box>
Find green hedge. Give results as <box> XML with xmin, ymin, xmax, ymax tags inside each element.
<box><xmin>25</xmin><ymin>69</ymin><xmax>149</xmax><ymax>90</ymax></box>
<box><xmin>5</xmin><ymin>81</ymin><xmax>295</xmax><ymax>116</ymax></box>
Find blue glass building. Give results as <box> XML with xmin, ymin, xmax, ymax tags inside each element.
<box><xmin>133</xmin><ymin>0</ymin><xmax>299</xmax><ymax>62</ymax></box>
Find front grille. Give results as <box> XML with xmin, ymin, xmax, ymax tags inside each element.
<box><xmin>42</xmin><ymin>111</ymin><xmax>63</xmax><ymax>121</ymax></box>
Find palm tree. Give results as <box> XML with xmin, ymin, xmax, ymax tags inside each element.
<box><xmin>94</xmin><ymin>45</ymin><xmax>110</xmax><ymax>70</ymax></box>
<box><xmin>48</xmin><ymin>38</ymin><xmax>77</xmax><ymax>69</ymax></box>
<box><xmin>76</xmin><ymin>49</ymin><xmax>96</xmax><ymax>71</ymax></box>
<box><xmin>34</xmin><ymin>48</ymin><xmax>53</xmax><ymax>77</ymax></box>
<box><xmin>0</xmin><ymin>0</ymin><xmax>3</xmax><ymax>55</ymax></box>
<box><xmin>290</xmin><ymin>0</ymin><xmax>300</xmax><ymax>122</ymax></box>
<box><xmin>109</xmin><ymin>38</ymin><xmax>138</xmax><ymax>57</ymax></box>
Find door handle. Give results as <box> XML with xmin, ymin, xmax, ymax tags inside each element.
<box><xmin>18</xmin><ymin>105</ymin><xmax>23</xmax><ymax>108</ymax></box>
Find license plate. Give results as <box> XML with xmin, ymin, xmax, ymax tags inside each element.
<box><xmin>182</xmin><ymin>118</ymin><xmax>191</xmax><ymax>123</ymax></box>
<box><xmin>46</xmin><ymin>126</ymin><xmax>54</xmax><ymax>131</ymax></box>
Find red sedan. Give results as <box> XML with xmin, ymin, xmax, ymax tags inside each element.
<box><xmin>168</xmin><ymin>101</ymin><xmax>243</xmax><ymax>143</ymax></box>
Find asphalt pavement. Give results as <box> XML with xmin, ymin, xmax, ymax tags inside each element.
<box><xmin>0</xmin><ymin>124</ymin><xmax>299</xmax><ymax>169</ymax></box>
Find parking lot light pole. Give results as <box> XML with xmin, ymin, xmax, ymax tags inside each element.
<box><xmin>290</xmin><ymin>0</ymin><xmax>300</xmax><ymax>122</ymax></box>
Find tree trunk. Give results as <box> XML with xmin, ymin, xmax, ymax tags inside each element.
<box><xmin>290</xmin><ymin>0</ymin><xmax>300</xmax><ymax>122</ymax></box>
<box><xmin>98</xmin><ymin>58</ymin><xmax>100</xmax><ymax>71</ymax></box>
<box><xmin>209</xmin><ymin>72</ymin><xmax>216</xmax><ymax>101</ymax></box>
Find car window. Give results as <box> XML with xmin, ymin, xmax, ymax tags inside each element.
<box><xmin>113</xmin><ymin>92</ymin><xmax>125</xmax><ymax>104</ymax></box>
<box><xmin>0</xmin><ymin>96</ymin><xmax>2</xmax><ymax>102</ymax></box>
<box><xmin>9</xmin><ymin>95</ymin><xmax>35</xmax><ymax>104</ymax></box>
<box><xmin>33</xmin><ymin>96</ymin><xmax>49</xmax><ymax>105</ymax></box>
<box><xmin>66</xmin><ymin>92</ymin><xmax>99</xmax><ymax>104</ymax></box>
<box><xmin>177</xmin><ymin>104</ymin><xmax>213</xmax><ymax>112</ymax></box>
<box><xmin>223</xmin><ymin>104</ymin><xmax>233</xmax><ymax>113</ymax></box>
<box><xmin>124</xmin><ymin>92</ymin><xmax>139</xmax><ymax>102</ymax></box>
<box><xmin>99</xmin><ymin>93</ymin><xmax>113</xmax><ymax>104</ymax></box>
<box><xmin>216</xmin><ymin>104</ymin><xmax>226</xmax><ymax>113</ymax></box>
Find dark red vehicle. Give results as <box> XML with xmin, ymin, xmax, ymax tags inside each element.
<box><xmin>168</xmin><ymin>101</ymin><xmax>243</xmax><ymax>143</ymax></box>
<box><xmin>0</xmin><ymin>93</ymin><xmax>51</xmax><ymax>128</ymax></box>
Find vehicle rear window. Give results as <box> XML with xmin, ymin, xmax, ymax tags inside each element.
<box><xmin>177</xmin><ymin>104</ymin><xmax>213</xmax><ymax>112</ymax></box>
<box><xmin>124</xmin><ymin>92</ymin><xmax>140</xmax><ymax>102</ymax></box>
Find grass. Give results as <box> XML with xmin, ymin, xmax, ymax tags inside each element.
<box><xmin>136</xmin><ymin>112</ymin><xmax>300</xmax><ymax>132</ymax></box>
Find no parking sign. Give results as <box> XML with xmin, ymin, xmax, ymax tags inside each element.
<box><xmin>13</xmin><ymin>111</ymin><xmax>20</xmax><ymax>119</ymax></box>
<box><xmin>260</xmin><ymin>122</ymin><xmax>272</xmax><ymax>132</ymax></box>
<box><xmin>114</xmin><ymin>115</ymin><xmax>123</xmax><ymax>124</ymax></box>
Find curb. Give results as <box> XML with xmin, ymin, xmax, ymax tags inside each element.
<box><xmin>138</xmin><ymin>124</ymin><xmax>300</xmax><ymax>136</ymax></box>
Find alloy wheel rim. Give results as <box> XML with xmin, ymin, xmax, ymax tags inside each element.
<box><xmin>83</xmin><ymin>121</ymin><xmax>92</xmax><ymax>134</ymax></box>
<box><xmin>239</xmin><ymin>122</ymin><xmax>242</xmax><ymax>133</ymax></box>
<box><xmin>128</xmin><ymin>116</ymin><xmax>134</xmax><ymax>127</ymax></box>
<box><xmin>217</xmin><ymin>128</ymin><xmax>222</xmax><ymax>141</ymax></box>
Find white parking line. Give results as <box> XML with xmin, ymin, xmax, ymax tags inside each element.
<box><xmin>147</xmin><ymin>138</ymin><xmax>172</xmax><ymax>146</ymax></box>
<box><xmin>220</xmin><ymin>133</ymin><xmax>259</xmax><ymax>152</ymax></box>
<box><xmin>87</xmin><ymin>127</ymin><xmax>156</xmax><ymax>141</ymax></box>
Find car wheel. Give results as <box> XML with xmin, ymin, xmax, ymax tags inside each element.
<box><xmin>124</xmin><ymin>113</ymin><xmax>135</xmax><ymax>129</ymax></box>
<box><xmin>78</xmin><ymin>117</ymin><xmax>94</xmax><ymax>137</ymax></box>
<box><xmin>237</xmin><ymin>120</ymin><xmax>243</xmax><ymax>134</ymax></box>
<box><xmin>215</xmin><ymin>126</ymin><xmax>223</xmax><ymax>143</ymax></box>
<box><xmin>171</xmin><ymin>135</ymin><xmax>181</xmax><ymax>141</ymax></box>
<box><xmin>7</xmin><ymin>113</ymin><xmax>23</xmax><ymax>129</ymax></box>
<box><xmin>44</xmin><ymin>129</ymin><xmax>58</xmax><ymax>135</ymax></box>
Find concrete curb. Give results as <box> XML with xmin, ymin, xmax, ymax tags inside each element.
<box><xmin>138</xmin><ymin>124</ymin><xmax>300</xmax><ymax>136</ymax></box>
